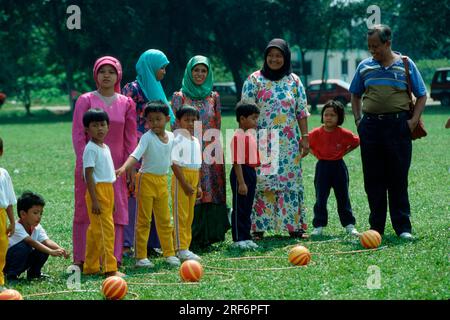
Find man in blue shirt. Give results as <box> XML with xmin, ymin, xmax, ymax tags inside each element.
<box><xmin>350</xmin><ymin>24</ymin><xmax>427</xmax><ymax>240</ymax></box>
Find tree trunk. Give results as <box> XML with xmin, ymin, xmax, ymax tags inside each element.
<box><xmin>301</xmin><ymin>48</ymin><xmax>308</xmax><ymax>87</ymax></box>
<box><xmin>49</xmin><ymin>1</ymin><xmax>73</xmax><ymax>113</ymax></box>
<box><xmin>23</xmin><ymin>82</ymin><xmax>32</xmax><ymax>116</ymax></box>
<box><xmin>66</xmin><ymin>64</ymin><xmax>75</xmax><ymax>112</ymax></box>
<box><xmin>211</xmin><ymin>24</ymin><xmax>243</xmax><ymax>101</ymax></box>
<box><xmin>312</xmin><ymin>21</ymin><xmax>333</xmax><ymax>113</ymax></box>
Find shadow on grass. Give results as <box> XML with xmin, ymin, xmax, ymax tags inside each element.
<box><xmin>378</xmin><ymin>234</ymin><xmax>419</xmax><ymax>247</ymax></box>
<box><xmin>0</xmin><ymin>109</ymin><xmax>73</xmax><ymax>125</ymax></box>
<box><xmin>422</xmin><ymin>104</ymin><xmax>450</xmax><ymax>115</ymax></box>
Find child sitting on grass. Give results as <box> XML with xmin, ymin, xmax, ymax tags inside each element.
<box><xmin>4</xmin><ymin>191</ymin><xmax>70</xmax><ymax>281</ymax></box>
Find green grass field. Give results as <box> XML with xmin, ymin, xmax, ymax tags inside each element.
<box><xmin>0</xmin><ymin>105</ymin><xmax>448</xmax><ymax>300</ymax></box>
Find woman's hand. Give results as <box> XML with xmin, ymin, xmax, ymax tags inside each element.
<box><xmin>196</xmin><ymin>187</ymin><xmax>203</xmax><ymax>200</ymax></box>
<box><xmin>300</xmin><ymin>136</ymin><xmax>310</xmax><ymax>158</ymax></box>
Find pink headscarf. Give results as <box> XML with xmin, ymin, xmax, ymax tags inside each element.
<box><xmin>93</xmin><ymin>56</ymin><xmax>123</xmax><ymax>93</ymax></box>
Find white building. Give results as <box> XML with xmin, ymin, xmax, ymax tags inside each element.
<box><xmin>291</xmin><ymin>49</ymin><xmax>371</xmax><ymax>84</ymax></box>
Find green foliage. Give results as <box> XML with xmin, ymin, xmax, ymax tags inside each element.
<box><xmin>1</xmin><ymin>0</ymin><xmax>448</xmax><ymax>112</ymax></box>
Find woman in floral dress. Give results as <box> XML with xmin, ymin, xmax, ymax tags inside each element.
<box><xmin>241</xmin><ymin>39</ymin><xmax>310</xmax><ymax>239</ymax></box>
<box><xmin>171</xmin><ymin>55</ymin><xmax>229</xmax><ymax>248</ymax></box>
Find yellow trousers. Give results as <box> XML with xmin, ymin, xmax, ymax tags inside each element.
<box><xmin>84</xmin><ymin>183</ymin><xmax>117</xmax><ymax>274</ymax></box>
<box><xmin>0</xmin><ymin>208</ymin><xmax>7</xmax><ymax>286</ymax></box>
<box><xmin>135</xmin><ymin>172</ymin><xmax>174</xmax><ymax>259</ymax></box>
<box><xmin>172</xmin><ymin>168</ymin><xmax>199</xmax><ymax>251</ymax></box>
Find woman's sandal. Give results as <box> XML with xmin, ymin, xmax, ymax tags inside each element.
<box><xmin>289</xmin><ymin>230</ymin><xmax>309</xmax><ymax>239</ymax></box>
<box><xmin>252</xmin><ymin>232</ymin><xmax>265</xmax><ymax>241</ymax></box>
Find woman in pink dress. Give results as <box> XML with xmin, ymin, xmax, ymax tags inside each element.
<box><xmin>72</xmin><ymin>56</ymin><xmax>137</xmax><ymax>268</ymax></box>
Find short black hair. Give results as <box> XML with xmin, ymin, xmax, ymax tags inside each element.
<box><xmin>235</xmin><ymin>101</ymin><xmax>260</xmax><ymax>122</ymax></box>
<box><xmin>82</xmin><ymin>108</ymin><xmax>109</xmax><ymax>128</ymax></box>
<box><xmin>176</xmin><ymin>105</ymin><xmax>200</xmax><ymax>120</ymax></box>
<box><xmin>321</xmin><ymin>100</ymin><xmax>345</xmax><ymax>125</ymax></box>
<box><xmin>17</xmin><ymin>191</ymin><xmax>46</xmax><ymax>217</ymax></box>
<box><xmin>144</xmin><ymin>100</ymin><xmax>170</xmax><ymax>118</ymax></box>
<box><xmin>367</xmin><ymin>24</ymin><xmax>392</xmax><ymax>43</ymax></box>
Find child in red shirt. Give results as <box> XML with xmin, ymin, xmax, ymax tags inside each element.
<box><xmin>308</xmin><ymin>100</ymin><xmax>360</xmax><ymax>237</ymax></box>
<box><xmin>230</xmin><ymin>102</ymin><xmax>260</xmax><ymax>250</ymax></box>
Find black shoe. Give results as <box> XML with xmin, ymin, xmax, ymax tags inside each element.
<box><xmin>252</xmin><ymin>232</ymin><xmax>265</xmax><ymax>241</ymax></box>
<box><xmin>6</xmin><ymin>274</ymin><xmax>19</xmax><ymax>281</ymax></box>
<box><xmin>147</xmin><ymin>248</ymin><xmax>163</xmax><ymax>257</ymax></box>
<box><xmin>289</xmin><ymin>230</ymin><xmax>309</xmax><ymax>239</ymax></box>
<box><xmin>27</xmin><ymin>273</ymin><xmax>51</xmax><ymax>280</ymax></box>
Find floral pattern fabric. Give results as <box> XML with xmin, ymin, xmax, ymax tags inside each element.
<box><xmin>241</xmin><ymin>70</ymin><xmax>309</xmax><ymax>232</ymax></box>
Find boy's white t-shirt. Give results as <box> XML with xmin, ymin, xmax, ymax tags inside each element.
<box><xmin>9</xmin><ymin>221</ymin><xmax>49</xmax><ymax>248</ymax></box>
<box><xmin>0</xmin><ymin>168</ymin><xmax>17</xmax><ymax>209</ymax></box>
<box><xmin>171</xmin><ymin>133</ymin><xmax>202</xmax><ymax>169</ymax></box>
<box><xmin>131</xmin><ymin>130</ymin><xmax>174</xmax><ymax>175</ymax></box>
<box><xmin>82</xmin><ymin>141</ymin><xmax>116</xmax><ymax>183</ymax></box>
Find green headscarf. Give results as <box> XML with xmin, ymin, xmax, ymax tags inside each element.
<box><xmin>181</xmin><ymin>55</ymin><xmax>214</xmax><ymax>100</ymax></box>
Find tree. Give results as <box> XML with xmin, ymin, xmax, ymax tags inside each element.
<box><xmin>0</xmin><ymin>1</ymin><xmax>48</xmax><ymax>115</ymax></box>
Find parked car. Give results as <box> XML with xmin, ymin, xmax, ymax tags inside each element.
<box><xmin>306</xmin><ymin>79</ymin><xmax>351</xmax><ymax>107</ymax></box>
<box><xmin>0</xmin><ymin>92</ymin><xmax>6</xmax><ymax>108</ymax></box>
<box><xmin>213</xmin><ymin>82</ymin><xmax>238</xmax><ymax>110</ymax></box>
<box><xmin>430</xmin><ymin>67</ymin><xmax>450</xmax><ymax>106</ymax></box>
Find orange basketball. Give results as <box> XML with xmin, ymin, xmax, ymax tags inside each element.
<box><xmin>360</xmin><ymin>230</ymin><xmax>382</xmax><ymax>249</ymax></box>
<box><xmin>288</xmin><ymin>245</ymin><xmax>311</xmax><ymax>266</ymax></box>
<box><xmin>101</xmin><ymin>276</ymin><xmax>128</xmax><ymax>300</ymax></box>
<box><xmin>0</xmin><ymin>289</ymin><xmax>23</xmax><ymax>300</ymax></box>
<box><xmin>179</xmin><ymin>260</ymin><xmax>204</xmax><ymax>282</ymax></box>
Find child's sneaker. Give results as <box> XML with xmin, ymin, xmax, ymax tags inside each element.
<box><xmin>244</xmin><ymin>240</ymin><xmax>259</xmax><ymax>249</ymax></box>
<box><xmin>232</xmin><ymin>241</ymin><xmax>249</xmax><ymax>249</ymax></box>
<box><xmin>345</xmin><ymin>224</ymin><xmax>360</xmax><ymax>237</ymax></box>
<box><xmin>311</xmin><ymin>227</ymin><xmax>323</xmax><ymax>236</ymax></box>
<box><xmin>165</xmin><ymin>256</ymin><xmax>181</xmax><ymax>267</ymax></box>
<box><xmin>135</xmin><ymin>258</ymin><xmax>154</xmax><ymax>268</ymax></box>
<box><xmin>399</xmin><ymin>232</ymin><xmax>414</xmax><ymax>240</ymax></box>
<box><xmin>105</xmin><ymin>271</ymin><xmax>127</xmax><ymax>278</ymax></box>
<box><xmin>177</xmin><ymin>250</ymin><xmax>201</xmax><ymax>262</ymax></box>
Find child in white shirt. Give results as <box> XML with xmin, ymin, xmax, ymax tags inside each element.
<box><xmin>171</xmin><ymin>106</ymin><xmax>202</xmax><ymax>262</ymax></box>
<box><xmin>82</xmin><ymin>108</ymin><xmax>124</xmax><ymax>277</ymax></box>
<box><xmin>116</xmin><ymin>101</ymin><xmax>179</xmax><ymax>267</ymax></box>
